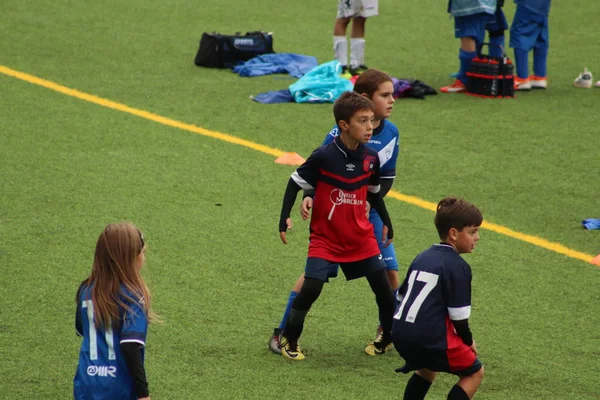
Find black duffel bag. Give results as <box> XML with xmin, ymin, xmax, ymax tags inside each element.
<box><xmin>194</xmin><ymin>31</ymin><xmax>274</xmax><ymax>69</ymax></box>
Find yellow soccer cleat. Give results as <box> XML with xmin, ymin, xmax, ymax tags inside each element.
<box><xmin>365</xmin><ymin>328</ymin><xmax>393</xmax><ymax>356</ymax></box>
<box><xmin>280</xmin><ymin>336</ymin><xmax>305</xmax><ymax>361</ymax></box>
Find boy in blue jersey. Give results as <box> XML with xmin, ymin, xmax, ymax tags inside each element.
<box><xmin>510</xmin><ymin>0</ymin><xmax>552</xmax><ymax>90</ymax></box>
<box><xmin>269</xmin><ymin>69</ymin><xmax>400</xmax><ymax>356</ymax></box>
<box><xmin>392</xmin><ymin>197</ymin><xmax>484</xmax><ymax>400</ymax></box>
<box><xmin>74</xmin><ymin>223</ymin><xmax>155</xmax><ymax>400</ymax></box>
<box><xmin>441</xmin><ymin>0</ymin><xmax>497</xmax><ymax>93</ymax></box>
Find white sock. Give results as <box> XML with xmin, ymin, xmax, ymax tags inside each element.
<box><xmin>350</xmin><ymin>38</ymin><xmax>366</xmax><ymax>68</ymax></box>
<box><xmin>333</xmin><ymin>36</ymin><xmax>348</xmax><ymax>66</ymax></box>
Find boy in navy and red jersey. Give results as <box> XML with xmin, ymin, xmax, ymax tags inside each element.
<box><xmin>277</xmin><ymin>91</ymin><xmax>396</xmax><ymax>360</ymax></box>
<box><xmin>392</xmin><ymin>197</ymin><xmax>484</xmax><ymax>400</ymax></box>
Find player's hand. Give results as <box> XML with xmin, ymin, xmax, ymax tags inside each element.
<box><xmin>300</xmin><ymin>197</ymin><xmax>313</xmax><ymax>220</ymax></box>
<box><xmin>470</xmin><ymin>340</ymin><xmax>478</xmax><ymax>356</ymax></box>
<box><xmin>279</xmin><ymin>218</ymin><xmax>292</xmax><ymax>244</ymax></box>
<box><xmin>382</xmin><ymin>225</ymin><xmax>393</xmax><ymax>248</ymax></box>
<box><xmin>365</xmin><ymin>201</ymin><xmax>371</xmax><ymax>217</ymax></box>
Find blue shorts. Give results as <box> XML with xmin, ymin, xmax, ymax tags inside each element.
<box><xmin>304</xmin><ymin>255</ymin><xmax>386</xmax><ymax>282</ymax></box>
<box><xmin>369</xmin><ymin>209</ymin><xmax>398</xmax><ymax>271</ymax></box>
<box><xmin>509</xmin><ymin>5</ymin><xmax>549</xmax><ymax>50</ymax></box>
<box><xmin>485</xmin><ymin>7</ymin><xmax>508</xmax><ymax>33</ymax></box>
<box><xmin>454</xmin><ymin>12</ymin><xmax>489</xmax><ymax>43</ymax></box>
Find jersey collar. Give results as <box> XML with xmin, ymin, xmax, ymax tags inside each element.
<box><xmin>334</xmin><ymin>135</ymin><xmax>366</xmax><ymax>159</ymax></box>
<box><xmin>373</xmin><ymin>119</ymin><xmax>386</xmax><ymax>137</ymax></box>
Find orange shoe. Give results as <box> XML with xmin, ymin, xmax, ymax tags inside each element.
<box><xmin>514</xmin><ymin>77</ymin><xmax>531</xmax><ymax>90</ymax></box>
<box><xmin>440</xmin><ymin>79</ymin><xmax>467</xmax><ymax>93</ymax></box>
<box><xmin>530</xmin><ymin>76</ymin><xmax>547</xmax><ymax>89</ymax></box>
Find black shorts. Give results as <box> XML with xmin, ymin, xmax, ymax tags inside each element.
<box><xmin>304</xmin><ymin>254</ymin><xmax>386</xmax><ymax>282</ymax></box>
<box><xmin>393</xmin><ymin>341</ymin><xmax>483</xmax><ymax>377</ymax></box>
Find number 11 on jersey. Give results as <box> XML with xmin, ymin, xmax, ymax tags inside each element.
<box><xmin>82</xmin><ymin>300</ymin><xmax>116</xmax><ymax>360</ymax></box>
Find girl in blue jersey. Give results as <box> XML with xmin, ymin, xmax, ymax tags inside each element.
<box><xmin>74</xmin><ymin>223</ymin><xmax>156</xmax><ymax>400</ymax></box>
<box><xmin>269</xmin><ymin>69</ymin><xmax>400</xmax><ymax>356</ymax></box>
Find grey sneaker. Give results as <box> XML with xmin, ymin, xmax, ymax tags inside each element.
<box><xmin>268</xmin><ymin>328</ymin><xmax>282</xmax><ymax>355</ymax></box>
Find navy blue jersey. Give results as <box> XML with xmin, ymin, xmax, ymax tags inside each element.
<box><xmin>392</xmin><ymin>244</ymin><xmax>472</xmax><ymax>351</ymax></box>
<box><xmin>322</xmin><ymin>120</ymin><xmax>400</xmax><ymax>179</ymax></box>
<box><xmin>291</xmin><ymin>135</ymin><xmax>382</xmax><ymax>262</ymax></box>
<box><xmin>74</xmin><ymin>285</ymin><xmax>148</xmax><ymax>400</ymax></box>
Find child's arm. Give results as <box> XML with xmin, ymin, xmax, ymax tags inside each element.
<box><xmin>121</xmin><ymin>342</ymin><xmax>150</xmax><ymax>399</ymax></box>
<box><xmin>451</xmin><ymin>319</ymin><xmax>473</xmax><ymax>346</ymax></box>
<box><xmin>367</xmin><ymin>190</ymin><xmax>393</xmax><ymax>246</ymax></box>
<box><xmin>75</xmin><ymin>282</ymin><xmax>85</xmax><ymax>336</ymax></box>
<box><xmin>278</xmin><ymin>149</ymin><xmax>322</xmax><ymax>243</ymax></box>
<box><xmin>279</xmin><ymin>178</ymin><xmax>302</xmax><ymax>244</ymax></box>
<box><xmin>367</xmin><ymin>154</ymin><xmax>394</xmax><ymax>245</ymax></box>
<box><xmin>446</xmin><ymin>261</ymin><xmax>475</xmax><ymax>349</ymax></box>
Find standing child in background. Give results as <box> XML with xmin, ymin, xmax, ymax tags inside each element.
<box><xmin>276</xmin><ymin>92</ymin><xmax>396</xmax><ymax>360</ymax></box>
<box><xmin>392</xmin><ymin>197</ymin><xmax>484</xmax><ymax>400</ymax></box>
<box><xmin>441</xmin><ymin>0</ymin><xmax>497</xmax><ymax>93</ymax></box>
<box><xmin>510</xmin><ymin>0</ymin><xmax>552</xmax><ymax>90</ymax></box>
<box><xmin>74</xmin><ymin>223</ymin><xmax>155</xmax><ymax>400</ymax></box>
<box><xmin>449</xmin><ymin>0</ymin><xmax>507</xmax><ymax>78</ymax></box>
<box><xmin>269</xmin><ymin>69</ymin><xmax>400</xmax><ymax>357</ymax></box>
<box><xmin>334</xmin><ymin>0</ymin><xmax>378</xmax><ymax>78</ymax></box>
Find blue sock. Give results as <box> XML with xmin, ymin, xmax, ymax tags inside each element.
<box><xmin>278</xmin><ymin>291</ymin><xmax>298</xmax><ymax>329</ymax></box>
<box><xmin>514</xmin><ymin>48</ymin><xmax>529</xmax><ymax>79</ymax></box>
<box><xmin>458</xmin><ymin>49</ymin><xmax>477</xmax><ymax>84</ymax></box>
<box><xmin>533</xmin><ymin>47</ymin><xmax>548</xmax><ymax>77</ymax></box>
<box><xmin>489</xmin><ymin>35</ymin><xmax>505</xmax><ymax>57</ymax></box>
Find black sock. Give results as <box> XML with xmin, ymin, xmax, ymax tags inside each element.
<box><xmin>403</xmin><ymin>373</ymin><xmax>432</xmax><ymax>400</ymax></box>
<box><xmin>283</xmin><ymin>309</ymin><xmax>308</xmax><ymax>341</ymax></box>
<box><xmin>447</xmin><ymin>385</ymin><xmax>469</xmax><ymax>400</ymax></box>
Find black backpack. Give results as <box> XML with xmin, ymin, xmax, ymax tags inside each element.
<box><xmin>194</xmin><ymin>31</ymin><xmax>274</xmax><ymax>69</ymax></box>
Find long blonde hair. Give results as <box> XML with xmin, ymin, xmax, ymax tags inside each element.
<box><xmin>81</xmin><ymin>222</ymin><xmax>155</xmax><ymax>329</ymax></box>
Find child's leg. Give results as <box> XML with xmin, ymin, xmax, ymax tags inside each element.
<box><xmin>453</xmin><ymin>14</ymin><xmax>487</xmax><ymax>85</ymax></box>
<box><xmin>386</xmin><ymin>269</ymin><xmax>399</xmax><ymax>292</ymax></box>
<box><xmin>510</xmin><ymin>5</ymin><xmax>538</xmax><ymax>80</ymax></box>
<box><xmin>532</xmin><ymin>46</ymin><xmax>548</xmax><ymax>77</ymax></box>
<box><xmin>350</xmin><ymin>17</ymin><xmax>366</xmax><ymax>68</ymax></box>
<box><xmin>513</xmin><ymin>48</ymin><xmax>529</xmax><ymax>79</ymax></box>
<box><xmin>486</xmin><ymin>7</ymin><xmax>508</xmax><ymax>57</ymax></box>
<box><xmin>532</xmin><ymin>17</ymin><xmax>549</xmax><ymax>77</ymax></box>
<box><xmin>333</xmin><ymin>18</ymin><xmax>351</xmax><ymax>67</ymax></box>
<box><xmin>458</xmin><ymin>37</ymin><xmax>477</xmax><ymax>85</ymax></box>
<box><xmin>277</xmin><ymin>273</ymin><xmax>305</xmax><ymax>329</ymax></box>
<box><xmin>449</xmin><ymin>366</ymin><xmax>485</xmax><ymax>400</ymax></box>
<box><xmin>282</xmin><ymin>276</ymin><xmax>325</xmax><ymax>341</ymax></box>
<box><xmin>404</xmin><ymin>369</ymin><xmax>436</xmax><ymax>400</ymax></box>
<box><xmin>365</xmin><ymin>268</ymin><xmax>395</xmax><ymax>340</ymax></box>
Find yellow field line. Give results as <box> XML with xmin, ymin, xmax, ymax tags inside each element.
<box><xmin>386</xmin><ymin>191</ymin><xmax>596</xmax><ymax>263</ymax></box>
<box><xmin>0</xmin><ymin>65</ymin><xmax>285</xmax><ymax>158</ymax></box>
<box><xmin>1</xmin><ymin>64</ymin><xmax>596</xmax><ymax>265</ymax></box>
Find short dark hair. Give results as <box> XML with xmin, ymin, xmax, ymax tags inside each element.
<box><xmin>353</xmin><ymin>69</ymin><xmax>393</xmax><ymax>98</ymax></box>
<box><xmin>333</xmin><ymin>91</ymin><xmax>374</xmax><ymax>126</ymax></box>
<box><xmin>434</xmin><ymin>197</ymin><xmax>483</xmax><ymax>239</ymax></box>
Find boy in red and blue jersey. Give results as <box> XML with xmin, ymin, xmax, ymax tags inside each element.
<box><xmin>277</xmin><ymin>91</ymin><xmax>396</xmax><ymax>360</ymax></box>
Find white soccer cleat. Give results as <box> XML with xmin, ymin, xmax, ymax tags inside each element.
<box><xmin>573</xmin><ymin>68</ymin><xmax>593</xmax><ymax>88</ymax></box>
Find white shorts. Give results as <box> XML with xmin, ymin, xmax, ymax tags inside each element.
<box><xmin>337</xmin><ymin>0</ymin><xmax>378</xmax><ymax>19</ymax></box>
